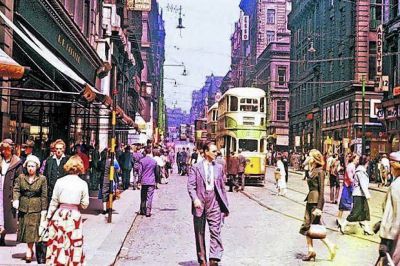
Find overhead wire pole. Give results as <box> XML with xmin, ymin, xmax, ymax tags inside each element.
<box><xmin>362</xmin><ymin>75</ymin><xmax>366</xmax><ymax>155</ymax></box>
<box><xmin>108</xmin><ymin>67</ymin><xmax>117</xmax><ymax>223</ymax></box>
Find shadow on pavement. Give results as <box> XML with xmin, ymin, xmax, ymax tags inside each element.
<box><xmin>178</xmin><ymin>260</ymin><xmax>199</xmax><ymax>266</ymax></box>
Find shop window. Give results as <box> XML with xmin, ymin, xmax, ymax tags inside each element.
<box><xmin>369</xmin><ymin>41</ymin><xmax>377</xmax><ymax>80</ymax></box>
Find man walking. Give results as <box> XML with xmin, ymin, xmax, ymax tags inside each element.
<box><xmin>187</xmin><ymin>142</ymin><xmax>229</xmax><ymax>266</ymax></box>
<box><xmin>176</xmin><ymin>148</ymin><xmax>182</xmax><ymax>175</ymax></box>
<box><xmin>119</xmin><ymin>145</ymin><xmax>133</xmax><ymax>190</ymax></box>
<box><xmin>43</xmin><ymin>139</ymin><xmax>69</xmax><ymax>199</ymax></box>
<box><xmin>226</xmin><ymin>151</ymin><xmax>239</xmax><ymax>192</ymax></box>
<box><xmin>137</xmin><ymin>147</ymin><xmax>158</xmax><ymax>217</ymax></box>
<box><xmin>237</xmin><ymin>149</ymin><xmax>247</xmax><ymax>191</ymax></box>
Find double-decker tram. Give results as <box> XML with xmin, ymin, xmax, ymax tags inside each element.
<box><xmin>194</xmin><ymin>118</ymin><xmax>207</xmax><ymax>148</ymax></box>
<box><xmin>216</xmin><ymin>87</ymin><xmax>267</xmax><ymax>185</ymax></box>
<box><xmin>207</xmin><ymin>102</ymin><xmax>218</xmax><ymax>143</ymax></box>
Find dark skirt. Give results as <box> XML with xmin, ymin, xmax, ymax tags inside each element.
<box><xmin>346</xmin><ymin>196</ymin><xmax>370</xmax><ymax>222</ymax></box>
<box><xmin>17</xmin><ymin>211</ymin><xmax>41</xmax><ymax>243</ymax></box>
<box><xmin>339</xmin><ymin>185</ymin><xmax>353</xmax><ymax>211</ymax></box>
<box><xmin>299</xmin><ymin>203</ymin><xmax>321</xmax><ymax>236</ymax></box>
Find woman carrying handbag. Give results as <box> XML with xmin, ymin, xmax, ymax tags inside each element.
<box><xmin>13</xmin><ymin>155</ymin><xmax>47</xmax><ymax>263</ymax></box>
<box><xmin>299</xmin><ymin>149</ymin><xmax>337</xmax><ymax>261</ymax></box>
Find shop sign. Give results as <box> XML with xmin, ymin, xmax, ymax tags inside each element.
<box><xmin>322</xmin><ymin>108</ymin><xmax>326</xmax><ymax>124</ymax></box>
<box><xmin>386</xmin><ymin>106</ymin><xmax>398</xmax><ymax>119</ymax></box>
<box><xmin>306</xmin><ymin>113</ymin><xmax>313</xmax><ymax>120</ymax></box>
<box><xmin>376</xmin><ymin>25</ymin><xmax>383</xmax><ymax>76</ymax></box>
<box><xmin>331</xmin><ymin>105</ymin><xmax>335</xmax><ymax>122</ymax></box>
<box><xmin>242</xmin><ymin>15</ymin><xmax>249</xmax><ymax>41</ymax></box>
<box><xmin>376</xmin><ymin>108</ymin><xmax>385</xmax><ymax>120</ymax></box>
<box><xmin>277</xmin><ymin>135</ymin><xmax>289</xmax><ymax>146</ymax></box>
<box><xmin>394</xmin><ymin>87</ymin><xmax>400</xmax><ymax>96</ymax></box>
<box><xmin>370</xmin><ymin>99</ymin><xmax>381</xmax><ymax>118</ymax></box>
<box><xmin>295</xmin><ymin>136</ymin><xmax>301</xmax><ymax>147</ymax></box>
<box><xmin>127</xmin><ymin>0</ymin><xmax>152</xmax><ymax>11</ymax></box>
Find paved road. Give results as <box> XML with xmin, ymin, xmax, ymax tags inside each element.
<box><xmin>115</xmin><ymin>170</ymin><xmax>382</xmax><ymax>266</ymax></box>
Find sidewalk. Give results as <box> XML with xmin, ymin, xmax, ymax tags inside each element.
<box><xmin>285</xmin><ymin>166</ymin><xmax>389</xmax><ymax>193</ymax></box>
<box><xmin>0</xmin><ymin>189</ymin><xmax>140</xmax><ymax>265</ymax></box>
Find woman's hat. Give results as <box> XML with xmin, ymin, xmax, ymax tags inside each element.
<box><xmin>0</xmin><ymin>138</ymin><xmax>14</xmax><ymax>148</ymax></box>
<box><xmin>389</xmin><ymin>151</ymin><xmax>400</xmax><ymax>162</ymax></box>
<box><xmin>23</xmin><ymin>154</ymin><xmax>41</xmax><ymax>168</ymax></box>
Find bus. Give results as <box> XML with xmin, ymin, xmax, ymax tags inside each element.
<box><xmin>207</xmin><ymin>102</ymin><xmax>218</xmax><ymax>143</ymax></box>
<box><xmin>179</xmin><ymin>124</ymin><xmax>187</xmax><ymax>141</ymax></box>
<box><xmin>216</xmin><ymin>87</ymin><xmax>267</xmax><ymax>185</ymax></box>
<box><xmin>194</xmin><ymin>118</ymin><xmax>207</xmax><ymax>148</ymax></box>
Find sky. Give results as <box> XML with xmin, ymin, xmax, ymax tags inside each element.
<box><xmin>157</xmin><ymin>0</ymin><xmax>242</xmax><ymax>112</ymax></box>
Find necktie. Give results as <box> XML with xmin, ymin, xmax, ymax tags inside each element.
<box><xmin>207</xmin><ymin>163</ymin><xmax>212</xmax><ymax>185</ymax></box>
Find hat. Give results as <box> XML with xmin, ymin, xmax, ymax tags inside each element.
<box><xmin>0</xmin><ymin>139</ymin><xmax>14</xmax><ymax>148</ymax></box>
<box><xmin>24</xmin><ymin>139</ymin><xmax>35</xmax><ymax>148</ymax></box>
<box><xmin>23</xmin><ymin>155</ymin><xmax>41</xmax><ymax>168</ymax></box>
<box><xmin>389</xmin><ymin>151</ymin><xmax>400</xmax><ymax>163</ymax></box>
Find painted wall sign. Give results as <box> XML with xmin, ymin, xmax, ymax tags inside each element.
<box><xmin>345</xmin><ymin>101</ymin><xmax>350</xmax><ymax>119</ymax></box>
<box><xmin>242</xmin><ymin>15</ymin><xmax>249</xmax><ymax>41</ymax></box>
<box><xmin>340</xmin><ymin>102</ymin><xmax>344</xmax><ymax>120</ymax></box>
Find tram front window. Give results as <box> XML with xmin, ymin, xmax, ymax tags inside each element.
<box><xmin>238</xmin><ymin>139</ymin><xmax>258</xmax><ymax>152</ymax></box>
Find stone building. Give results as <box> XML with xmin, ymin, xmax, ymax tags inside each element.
<box><xmin>288</xmin><ymin>0</ymin><xmax>385</xmax><ymax>156</ymax></box>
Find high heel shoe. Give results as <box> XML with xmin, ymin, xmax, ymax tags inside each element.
<box><xmin>302</xmin><ymin>251</ymin><xmax>316</xmax><ymax>261</ymax></box>
<box><xmin>359</xmin><ymin>223</ymin><xmax>374</xmax><ymax>235</ymax></box>
<box><xmin>363</xmin><ymin>230</ymin><xmax>374</xmax><ymax>236</ymax></box>
<box><xmin>337</xmin><ymin>223</ymin><xmax>345</xmax><ymax>235</ymax></box>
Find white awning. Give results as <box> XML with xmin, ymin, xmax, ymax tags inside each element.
<box><xmin>0</xmin><ymin>10</ymin><xmax>98</xmax><ymax>92</ymax></box>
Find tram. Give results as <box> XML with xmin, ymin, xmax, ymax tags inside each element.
<box><xmin>194</xmin><ymin>118</ymin><xmax>207</xmax><ymax>148</ymax></box>
<box><xmin>216</xmin><ymin>87</ymin><xmax>267</xmax><ymax>185</ymax></box>
<box><xmin>207</xmin><ymin>102</ymin><xmax>218</xmax><ymax>143</ymax></box>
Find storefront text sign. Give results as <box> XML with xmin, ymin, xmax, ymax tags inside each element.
<box><xmin>127</xmin><ymin>0</ymin><xmax>152</xmax><ymax>11</ymax></box>
<box><xmin>376</xmin><ymin>25</ymin><xmax>383</xmax><ymax>76</ymax></box>
<box><xmin>242</xmin><ymin>15</ymin><xmax>249</xmax><ymax>41</ymax></box>
<box><xmin>394</xmin><ymin>87</ymin><xmax>400</xmax><ymax>96</ymax></box>
<box><xmin>386</xmin><ymin>106</ymin><xmax>398</xmax><ymax>119</ymax></box>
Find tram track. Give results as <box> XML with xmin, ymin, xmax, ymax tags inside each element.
<box><xmin>241</xmin><ymin>182</ymin><xmax>381</xmax><ymax>244</ymax></box>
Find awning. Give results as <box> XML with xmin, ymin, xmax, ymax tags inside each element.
<box><xmin>0</xmin><ymin>10</ymin><xmax>137</xmax><ymax>128</ymax></box>
<box><xmin>0</xmin><ymin>47</ymin><xmax>29</xmax><ymax>79</ymax></box>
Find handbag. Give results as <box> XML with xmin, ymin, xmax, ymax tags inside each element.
<box><xmin>307</xmin><ymin>216</ymin><xmax>327</xmax><ymax>239</ymax></box>
<box><xmin>35</xmin><ymin>226</ymin><xmax>49</xmax><ymax>264</ymax></box>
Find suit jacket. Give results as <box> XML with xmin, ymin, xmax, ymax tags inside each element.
<box><xmin>43</xmin><ymin>155</ymin><xmax>70</xmax><ymax>198</ymax></box>
<box><xmin>13</xmin><ymin>174</ymin><xmax>47</xmax><ymax>213</ymax></box>
<box><xmin>187</xmin><ymin>161</ymin><xmax>229</xmax><ymax>217</ymax></box>
<box><xmin>138</xmin><ymin>156</ymin><xmax>157</xmax><ymax>185</ymax></box>
<box><xmin>305</xmin><ymin>167</ymin><xmax>325</xmax><ymax>210</ymax></box>
<box><xmin>0</xmin><ymin>155</ymin><xmax>23</xmax><ymax>232</ymax></box>
<box><xmin>226</xmin><ymin>156</ymin><xmax>239</xmax><ymax>175</ymax></box>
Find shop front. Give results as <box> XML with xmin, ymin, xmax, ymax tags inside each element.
<box><xmin>377</xmin><ymin>98</ymin><xmax>400</xmax><ymax>153</ymax></box>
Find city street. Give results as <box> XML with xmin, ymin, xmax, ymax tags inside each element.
<box><xmin>115</xmin><ymin>169</ymin><xmax>382</xmax><ymax>266</ymax></box>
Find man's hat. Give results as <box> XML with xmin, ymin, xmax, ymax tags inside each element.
<box><xmin>0</xmin><ymin>138</ymin><xmax>14</xmax><ymax>148</ymax></box>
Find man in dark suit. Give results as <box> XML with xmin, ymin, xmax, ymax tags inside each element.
<box><xmin>187</xmin><ymin>142</ymin><xmax>229</xmax><ymax>266</ymax></box>
<box><xmin>43</xmin><ymin>139</ymin><xmax>69</xmax><ymax>199</ymax></box>
<box><xmin>119</xmin><ymin>145</ymin><xmax>133</xmax><ymax>190</ymax></box>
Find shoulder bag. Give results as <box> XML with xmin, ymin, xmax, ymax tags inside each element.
<box><xmin>307</xmin><ymin>216</ymin><xmax>327</xmax><ymax>239</ymax></box>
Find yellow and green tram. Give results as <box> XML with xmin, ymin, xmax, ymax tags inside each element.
<box><xmin>216</xmin><ymin>87</ymin><xmax>267</xmax><ymax>185</ymax></box>
<box><xmin>207</xmin><ymin>102</ymin><xmax>218</xmax><ymax>143</ymax></box>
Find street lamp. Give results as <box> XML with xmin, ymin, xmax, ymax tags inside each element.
<box><xmin>164</xmin><ymin>63</ymin><xmax>188</xmax><ymax>76</ymax></box>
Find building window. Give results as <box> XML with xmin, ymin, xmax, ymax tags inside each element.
<box><xmin>370</xmin><ymin>0</ymin><xmax>382</xmax><ymax>29</ymax></box>
<box><xmin>266</xmin><ymin>31</ymin><xmax>275</xmax><ymax>45</ymax></box>
<box><xmin>277</xmin><ymin>67</ymin><xmax>286</xmax><ymax>86</ymax></box>
<box><xmin>230</xmin><ymin>96</ymin><xmax>238</xmax><ymax>111</ymax></box>
<box><xmin>276</xmin><ymin>101</ymin><xmax>286</xmax><ymax>121</ymax></box>
<box><xmin>267</xmin><ymin>9</ymin><xmax>275</xmax><ymax>24</ymax></box>
<box><xmin>369</xmin><ymin>41</ymin><xmax>377</xmax><ymax>80</ymax></box>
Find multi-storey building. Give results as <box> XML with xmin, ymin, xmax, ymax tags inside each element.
<box><xmin>380</xmin><ymin>0</ymin><xmax>400</xmax><ymax>152</ymax></box>
<box><xmin>0</xmin><ymin>0</ymin><xmax>165</xmax><ymax>150</ymax></box>
<box><xmin>289</xmin><ymin>0</ymin><xmax>385</xmax><ymax>156</ymax></box>
<box><xmin>239</xmin><ymin>0</ymin><xmax>292</xmax><ymax>86</ymax></box>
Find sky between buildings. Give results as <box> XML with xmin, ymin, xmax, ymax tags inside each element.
<box><xmin>158</xmin><ymin>0</ymin><xmax>241</xmax><ymax>112</ymax></box>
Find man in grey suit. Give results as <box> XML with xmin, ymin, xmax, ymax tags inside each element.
<box><xmin>187</xmin><ymin>142</ymin><xmax>229</xmax><ymax>266</ymax></box>
<box><xmin>137</xmin><ymin>146</ymin><xmax>158</xmax><ymax>217</ymax></box>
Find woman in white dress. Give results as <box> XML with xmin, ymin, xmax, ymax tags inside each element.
<box><xmin>276</xmin><ymin>153</ymin><xmax>287</xmax><ymax>196</ymax></box>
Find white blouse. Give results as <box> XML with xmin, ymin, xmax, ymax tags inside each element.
<box><xmin>47</xmin><ymin>174</ymin><xmax>89</xmax><ymax>218</ymax></box>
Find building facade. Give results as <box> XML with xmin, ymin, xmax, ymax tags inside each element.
<box><xmin>0</xmin><ymin>0</ymin><xmax>165</xmax><ymax>151</ymax></box>
<box><xmin>288</xmin><ymin>0</ymin><xmax>385</xmax><ymax>156</ymax></box>
<box><xmin>379</xmin><ymin>0</ymin><xmax>400</xmax><ymax>152</ymax></box>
